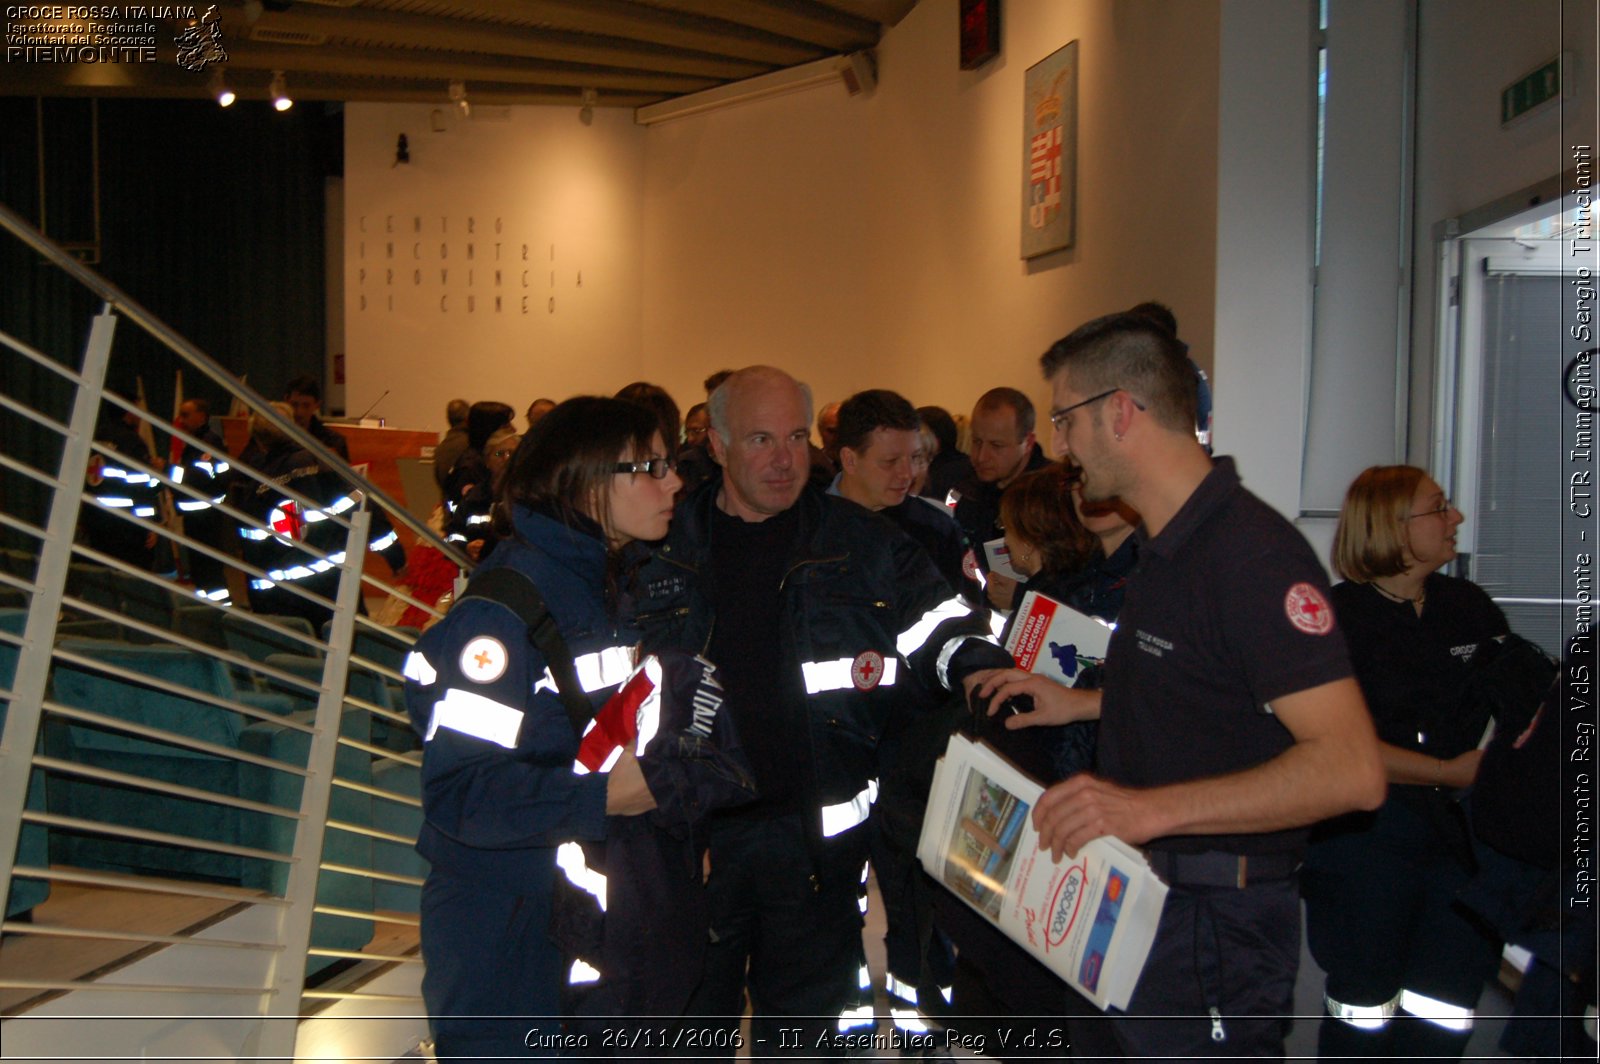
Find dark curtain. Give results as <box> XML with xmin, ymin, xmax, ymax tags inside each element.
<box><xmin>0</xmin><ymin>97</ymin><xmax>338</xmax><ymax>547</ymax></box>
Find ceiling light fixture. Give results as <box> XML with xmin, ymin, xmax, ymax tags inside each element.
<box><xmin>210</xmin><ymin>67</ymin><xmax>235</xmax><ymax>108</ymax></box>
<box><xmin>579</xmin><ymin>87</ymin><xmax>597</xmax><ymax>125</ymax></box>
<box><xmin>270</xmin><ymin>70</ymin><xmax>292</xmax><ymax>111</ymax></box>
<box><xmin>449</xmin><ymin>80</ymin><xmax>470</xmax><ymax>119</ymax></box>
<box><xmin>635</xmin><ymin>50</ymin><xmax>876</xmax><ymax>125</ymax></box>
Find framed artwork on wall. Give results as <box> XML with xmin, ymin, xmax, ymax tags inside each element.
<box><xmin>1021</xmin><ymin>40</ymin><xmax>1078</xmax><ymax>259</ymax></box>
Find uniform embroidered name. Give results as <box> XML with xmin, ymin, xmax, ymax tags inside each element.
<box><xmin>1136</xmin><ymin>630</ymin><xmax>1173</xmax><ymax>657</ymax></box>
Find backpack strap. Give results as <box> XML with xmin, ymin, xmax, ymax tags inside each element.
<box><xmin>461</xmin><ymin>566</ymin><xmax>594</xmax><ymax>739</ymax></box>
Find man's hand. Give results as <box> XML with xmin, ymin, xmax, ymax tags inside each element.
<box><xmin>1032</xmin><ymin>774</ymin><xmax>1163</xmax><ymax>862</ymax></box>
<box><xmin>972</xmin><ymin>668</ymin><xmax>1101</xmax><ymax>729</ymax></box>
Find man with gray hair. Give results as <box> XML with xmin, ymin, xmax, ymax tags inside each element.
<box><xmin>636</xmin><ymin>366</ymin><xmax>1010</xmax><ymax>1056</ymax></box>
<box><xmin>433</xmin><ymin>397</ymin><xmax>471</xmax><ymax>490</ymax></box>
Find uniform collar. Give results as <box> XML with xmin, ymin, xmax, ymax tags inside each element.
<box><xmin>509</xmin><ymin>504</ymin><xmax>608</xmax><ymax>573</ymax></box>
<box><xmin>1136</xmin><ymin>455</ymin><xmax>1239</xmax><ymax>561</ymax></box>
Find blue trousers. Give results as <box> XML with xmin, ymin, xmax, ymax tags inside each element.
<box><xmin>683</xmin><ymin>813</ymin><xmax>870</xmax><ymax>1058</ymax></box>
<box><xmin>421</xmin><ymin>866</ymin><xmax>565</xmax><ymax>1061</ymax></box>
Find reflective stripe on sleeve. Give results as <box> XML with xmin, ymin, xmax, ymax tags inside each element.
<box><xmin>402</xmin><ymin>651</ymin><xmax>437</xmax><ymax>685</ymax></box>
<box><xmin>820</xmin><ymin>779</ymin><xmax>879</xmax><ymax>838</ymax></box>
<box><xmin>801</xmin><ymin>656</ymin><xmax>898</xmax><ymax>694</ymax></box>
<box><xmin>425</xmin><ymin>687</ymin><xmax>524</xmax><ymax>748</ymax></box>
<box><xmin>568</xmin><ymin>958</ymin><xmax>601</xmax><ymax>985</ymax></box>
<box><xmin>1325</xmin><ymin>991</ymin><xmax>1400</xmax><ymax>1030</ymax></box>
<box><xmin>369</xmin><ymin>530</ymin><xmax>399</xmax><ymax>552</ymax></box>
<box><xmin>557</xmin><ymin>841</ymin><xmax>607</xmax><ymax>912</ymax></box>
<box><xmin>890</xmin><ymin>1009</ymin><xmax>928</xmax><ymax>1033</ymax></box>
<box><xmin>895</xmin><ymin>595</ymin><xmax>970</xmax><ymax>658</ymax></box>
<box><xmin>934</xmin><ymin>632</ymin><xmax>997</xmax><ymax>690</ymax></box>
<box><xmin>1399</xmin><ymin>989</ymin><xmax>1473</xmax><ymax>1031</ymax></box>
<box><xmin>170</xmin><ymin>465</ymin><xmax>185</xmax><ymax>484</ymax></box>
<box><xmin>576</xmin><ymin>645</ymin><xmax>636</xmax><ymax>691</ymax></box>
<box><xmin>537</xmin><ymin>645</ymin><xmax>637</xmax><ymax>696</ymax></box>
<box><xmin>177</xmin><ymin>499</ymin><xmax>212</xmax><ymax>512</ymax></box>
<box><xmin>99</xmin><ymin>466</ymin><xmax>151</xmax><ymax>485</ymax></box>
<box><xmin>97</xmin><ymin>496</ymin><xmax>135</xmax><ymax>508</ymax></box>
<box><xmin>988</xmin><ymin>608</ymin><xmax>1008</xmax><ymax>640</ymax></box>
<box><xmin>132</xmin><ymin>506</ymin><xmax>157</xmax><ymax>518</ymax></box>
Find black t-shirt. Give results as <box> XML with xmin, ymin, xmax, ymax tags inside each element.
<box><xmin>1097</xmin><ymin>458</ymin><xmax>1354</xmax><ymax>856</ymax></box>
<box><xmin>1330</xmin><ymin>574</ymin><xmax>1508</xmax><ymax>759</ymax></box>
<box><xmin>707</xmin><ymin>503</ymin><xmax>805</xmax><ymax>814</ymax></box>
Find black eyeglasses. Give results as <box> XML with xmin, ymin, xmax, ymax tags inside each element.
<box><xmin>614</xmin><ymin>458</ymin><xmax>675</xmax><ymax>479</ymax></box>
<box><xmin>1404</xmin><ymin>499</ymin><xmax>1454</xmax><ymax>520</ymax></box>
<box><xmin>1043</xmin><ymin>388</ymin><xmax>1145</xmax><ymax>428</ymax></box>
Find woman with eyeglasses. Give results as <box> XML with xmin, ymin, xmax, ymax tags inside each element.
<box><xmin>405</xmin><ymin>396</ymin><xmax>682</xmax><ymax>1062</ymax></box>
<box><xmin>1302</xmin><ymin>465</ymin><xmax>1508</xmax><ymax>1059</ymax></box>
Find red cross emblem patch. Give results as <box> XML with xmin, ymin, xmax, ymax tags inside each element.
<box><xmin>1284</xmin><ymin>582</ymin><xmax>1334</xmax><ymax>636</ymax></box>
<box><xmin>851</xmin><ymin>650</ymin><xmax>885</xmax><ymax>691</ymax></box>
<box><xmin>269</xmin><ymin>502</ymin><xmax>304</xmax><ymax>541</ymax></box>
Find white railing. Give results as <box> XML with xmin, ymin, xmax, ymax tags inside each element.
<box><xmin>0</xmin><ymin>201</ymin><xmax>462</xmax><ymax>1061</ymax></box>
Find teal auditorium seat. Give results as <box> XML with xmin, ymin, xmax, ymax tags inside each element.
<box><xmin>46</xmin><ymin>640</ymin><xmax>295</xmax><ymax>882</ymax></box>
<box><xmin>242</xmin><ymin>652</ymin><xmax>381</xmax><ymax>974</ymax></box>
<box><xmin>109</xmin><ymin>571</ymin><xmax>188</xmax><ymax>641</ymax></box>
<box><xmin>0</xmin><ymin>609</ymin><xmax>50</xmax><ymax>917</ymax></box>
<box><xmin>370</xmin><ymin>756</ymin><xmax>425</xmax><ymax>913</ymax></box>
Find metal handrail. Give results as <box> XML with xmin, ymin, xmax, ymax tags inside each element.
<box><xmin>1</xmin><ymin>199</ymin><xmax>436</xmax><ymax>1061</ymax></box>
<box><xmin>0</xmin><ymin>201</ymin><xmax>470</xmax><ymax>572</ymax></box>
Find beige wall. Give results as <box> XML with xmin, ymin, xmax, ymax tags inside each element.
<box><xmin>639</xmin><ymin>0</ymin><xmax>1221</xmax><ymax>422</ymax></box>
<box><xmin>343</xmin><ymin>102</ymin><xmax>648</xmax><ymax>433</ymax></box>
<box><xmin>341</xmin><ymin>1</ymin><xmax>1222</xmax><ymax>434</ymax></box>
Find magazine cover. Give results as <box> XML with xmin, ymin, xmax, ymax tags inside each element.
<box><xmin>1003</xmin><ymin>590</ymin><xmax>1114</xmax><ymax>686</ymax></box>
<box><xmin>918</xmin><ymin>735</ymin><xmax>1167</xmax><ymax>1011</ymax></box>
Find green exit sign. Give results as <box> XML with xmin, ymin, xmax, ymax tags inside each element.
<box><xmin>1502</xmin><ymin>55</ymin><xmax>1566</xmax><ymax>126</ymax></box>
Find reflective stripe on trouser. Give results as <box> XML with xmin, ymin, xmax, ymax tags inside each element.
<box><xmin>885</xmin><ymin>971</ymin><xmax>932</xmax><ymax>1033</ymax></box>
<box><xmin>821</xmin><ymin>780</ymin><xmax>879</xmax><ymax>838</ymax></box>
<box><xmin>1325</xmin><ymin>990</ymin><xmax>1401</xmax><ymax>1030</ymax></box>
<box><xmin>1399</xmin><ymin>989</ymin><xmax>1474</xmax><ymax>1031</ymax></box>
<box><xmin>556</xmin><ymin>842</ymin><xmax>608</xmax><ymax>912</ymax></box>
<box><xmin>836</xmin><ymin>962</ymin><xmax>875</xmax><ymax>1032</ymax></box>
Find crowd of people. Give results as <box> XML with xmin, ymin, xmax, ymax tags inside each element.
<box><xmin>404</xmin><ymin>304</ymin><xmax>1589</xmax><ymax>1063</ymax></box>
<box><xmin>77</xmin><ymin>303</ymin><xmax>1591</xmax><ymax>1060</ymax></box>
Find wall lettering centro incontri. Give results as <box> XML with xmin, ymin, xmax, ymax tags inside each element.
<box><xmin>355</xmin><ymin>215</ymin><xmax>567</xmax><ymax>316</ymax></box>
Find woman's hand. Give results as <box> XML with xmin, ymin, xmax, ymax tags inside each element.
<box><xmin>604</xmin><ymin>750</ymin><xmax>657</xmax><ymax>816</ymax></box>
<box><xmin>985</xmin><ymin>572</ymin><xmax>1019</xmax><ymax>611</ymax></box>
<box><xmin>971</xmin><ymin>668</ymin><xmax>1102</xmax><ymax>729</ymax></box>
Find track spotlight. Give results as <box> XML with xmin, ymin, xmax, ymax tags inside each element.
<box><xmin>270</xmin><ymin>70</ymin><xmax>292</xmax><ymax>111</ymax></box>
<box><xmin>579</xmin><ymin>87</ymin><xmax>597</xmax><ymax>125</ymax></box>
<box><xmin>449</xmin><ymin>80</ymin><xmax>470</xmax><ymax>119</ymax></box>
<box><xmin>210</xmin><ymin>67</ymin><xmax>235</xmax><ymax>107</ymax></box>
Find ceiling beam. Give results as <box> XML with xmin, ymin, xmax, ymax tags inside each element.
<box><xmin>224</xmin><ymin>4</ymin><xmax>814</xmax><ymax>74</ymax></box>
<box><xmin>416</xmin><ymin>0</ymin><xmax>832</xmax><ymax>62</ymax></box>
<box><xmin>215</xmin><ymin>42</ymin><xmax>718</xmax><ymax>94</ymax></box>
<box><xmin>635</xmin><ymin>0</ymin><xmax>880</xmax><ymax>52</ymax></box>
